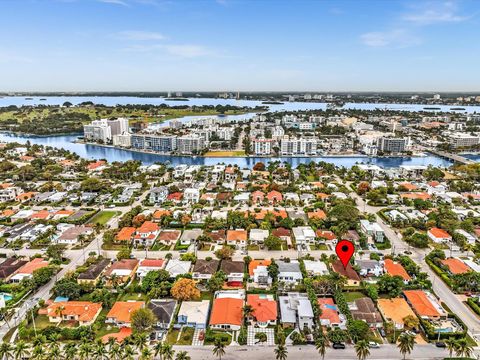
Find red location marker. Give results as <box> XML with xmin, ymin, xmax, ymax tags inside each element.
<box><xmin>335</xmin><ymin>240</ymin><xmax>355</xmax><ymax>268</ymax></box>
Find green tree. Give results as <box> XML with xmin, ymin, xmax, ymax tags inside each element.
<box><xmin>13</xmin><ymin>341</ymin><xmax>29</xmax><ymax>360</ymax></box>
<box><xmin>354</xmin><ymin>339</ymin><xmax>370</xmax><ymax>360</ymax></box>
<box><xmin>212</xmin><ymin>338</ymin><xmax>226</xmax><ymax>360</ymax></box>
<box><xmin>264</xmin><ymin>235</ymin><xmax>282</xmax><ymax>250</ymax></box>
<box><xmin>274</xmin><ymin>344</ymin><xmax>288</xmax><ymax>360</ymax></box>
<box><xmin>315</xmin><ymin>335</ymin><xmax>327</xmax><ymax>359</ymax></box>
<box><xmin>377</xmin><ymin>274</ymin><xmax>404</xmax><ymax>297</ymax></box>
<box><xmin>175</xmin><ymin>351</ymin><xmax>191</xmax><ymax>360</ymax></box>
<box><xmin>454</xmin><ymin>337</ymin><xmax>473</xmax><ymax>358</ymax></box>
<box><xmin>444</xmin><ymin>338</ymin><xmax>457</xmax><ymax>359</ymax></box>
<box><xmin>348</xmin><ymin>320</ymin><xmax>370</xmax><ymax>342</ymax></box>
<box><xmin>397</xmin><ymin>333</ymin><xmax>415</xmax><ymax>360</ymax></box>
<box><xmin>131</xmin><ymin>308</ymin><xmax>156</xmax><ymax>333</ymax></box>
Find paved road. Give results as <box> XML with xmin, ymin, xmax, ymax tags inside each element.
<box><xmin>350</xmin><ymin>190</ymin><xmax>480</xmax><ymax>342</ymax></box>
<box><xmin>172</xmin><ymin>344</ymin><xmax>460</xmax><ymax>360</ymax></box>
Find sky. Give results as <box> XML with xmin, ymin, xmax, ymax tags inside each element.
<box><xmin>0</xmin><ymin>0</ymin><xmax>479</xmax><ymax>92</ymax></box>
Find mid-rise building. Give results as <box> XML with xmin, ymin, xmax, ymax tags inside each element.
<box><xmin>377</xmin><ymin>137</ymin><xmax>409</xmax><ymax>153</ymax></box>
<box><xmin>83</xmin><ymin>120</ymin><xmax>112</xmax><ymax>142</ymax></box>
<box><xmin>252</xmin><ymin>138</ymin><xmax>273</xmax><ymax>155</ymax></box>
<box><xmin>131</xmin><ymin>134</ymin><xmax>177</xmax><ymax>153</ymax></box>
<box><xmin>280</xmin><ymin>136</ymin><xmax>318</xmax><ymax>156</ymax></box>
<box><xmin>176</xmin><ymin>135</ymin><xmax>206</xmax><ymax>155</ymax></box>
<box><xmin>112</xmin><ymin>134</ymin><xmax>132</xmax><ymax>147</ymax></box>
<box><xmin>449</xmin><ymin>133</ymin><xmax>480</xmax><ymax>148</ymax></box>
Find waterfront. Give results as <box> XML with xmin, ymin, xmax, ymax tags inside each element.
<box><xmin>2</xmin><ymin>96</ymin><xmax>480</xmax><ymax>113</ymax></box>
<box><xmin>0</xmin><ymin>132</ymin><xmax>466</xmax><ymax>168</ymax></box>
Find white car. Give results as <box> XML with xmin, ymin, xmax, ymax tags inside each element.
<box><xmin>369</xmin><ymin>342</ymin><xmax>380</xmax><ymax>348</ymax></box>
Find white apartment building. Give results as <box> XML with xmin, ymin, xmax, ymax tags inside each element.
<box><xmin>176</xmin><ymin>135</ymin><xmax>206</xmax><ymax>154</ymax></box>
<box><xmin>449</xmin><ymin>133</ymin><xmax>480</xmax><ymax>148</ymax></box>
<box><xmin>280</xmin><ymin>136</ymin><xmax>318</xmax><ymax>156</ymax></box>
<box><xmin>83</xmin><ymin>120</ymin><xmax>112</xmax><ymax>142</ymax></box>
<box><xmin>112</xmin><ymin>134</ymin><xmax>132</xmax><ymax>147</ymax></box>
<box><xmin>252</xmin><ymin>138</ymin><xmax>273</xmax><ymax>155</ymax></box>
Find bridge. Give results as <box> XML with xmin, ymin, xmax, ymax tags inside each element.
<box><xmin>427</xmin><ymin>149</ymin><xmax>477</xmax><ymax>165</ymax></box>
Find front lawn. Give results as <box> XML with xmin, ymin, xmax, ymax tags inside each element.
<box><xmin>88</xmin><ymin>211</ymin><xmax>119</xmax><ymax>226</ymax></box>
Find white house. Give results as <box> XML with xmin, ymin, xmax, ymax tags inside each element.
<box><xmin>292</xmin><ymin>226</ymin><xmax>316</xmax><ymax>245</ymax></box>
<box><xmin>277</xmin><ymin>261</ymin><xmax>303</xmax><ymax>284</ymax></box>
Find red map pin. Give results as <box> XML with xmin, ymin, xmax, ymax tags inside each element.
<box><xmin>335</xmin><ymin>240</ymin><xmax>355</xmax><ymax>268</ymax></box>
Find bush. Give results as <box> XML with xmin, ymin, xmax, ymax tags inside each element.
<box><xmin>467</xmin><ymin>298</ymin><xmax>480</xmax><ymax>316</ymax></box>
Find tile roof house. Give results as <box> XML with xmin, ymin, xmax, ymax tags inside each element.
<box><xmin>248</xmin><ymin>259</ymin><xmax>272</xmax><ymax>287</ymax></box>
<box><xmin>272</xmin><ymin>228</ymin><xmax>291</xmax><ymax>242</ymax></box>
<box><xmin>266</xmin><ymin>190</ymin><xmax>283</xmax><ymax>204</ymax></box>
<box><xmin>157</xmin><ymin>229</ymin><xmax>182</xmax><ymax>246</ymax></box>
<box><xmin>251</xmin><ymin>191</ymin><xmax>265</xmax><ymax>203</ymax></box>
<box><xmin>307</xmin><ymin>209</ymin><xmax>327</xmax><ymax>220</ymax></box>
<box><xmin>315</xmin><ymin>230</ymin><xmax>337</xmax><ymax>242</ymax></box>
<box><xmin>134</xmin><ymin>221</ymin><xmax>160</xmax><ymax>247</ymax></box>
<box><xmin>10</xmin><ymin>258</ymin><xmax>49</xmax><ymax>283</ymax></box>
<box><xmin>331</xmin><ymin>260</ymin><xmax>361</xmax><ymax>286</ymax></box>
<box><xmin>136</xmin><ymin>259</ymin><xmax>165</xmax><ymax>280</ymax></box>
<box><xmin>226</xmin><ymin>229</ymin><xmax>247</xmax><ymax>249</ymax></box>
<box><xmin>0</xmin><ymin>258</ymin><xmax>28</xmax><ymax>281</ymax></box>
<box><xmin>165</xmin><ymin>260</ymin><xmax>191</xmax><ymax>278</ymax></box>
<box><xmin>279</xmin><ymin>292</ymin><xmax>314</xmax><ymax>330</ymax></box>
<box><xmin>177</xmin><ymin>300</ymin><xmax>210</xmax><ymax>329</ymax></box>
<box><xmin>377</xmin><ymin>298</ymin><xmax>417</xmax><ymax>330</ymax></box>
<box><xmin>403</xmin><ymin>290</ymin><xmax>447</xmax><ymax>320</ymax></box>
<box><xmin>77</xmin><ymin>259</ymin><xmax>111</xmax><ymax>285</ymax></box>
<box><xmin>317</xmin><ymin>298</ymin><xmax>343</xmax><ymax>327</ymax></box>
<box><xmin>148</xmin><ymin>299</ymin><xmax>177</xmax><ymax>329</ymax></box>
<box><xmin>349</xmin><ymin>297</ymin><xmax>383</xmax><ymax>327</ymax></box>
<box><xmin>247</xmin><ymin>294</ymin><xmax>277</xmax><ymax>327</ymax></box>
<box><xmin>206</xmin><ymin>230</ymin><xmax>226</xmax><ymax>244</ymax></box>
<box><xmin>384</xmin><ymin>259</ymin><xmax>411</xmax><ymax>282</ymax></box>
<box><xmin>115</xmin><ymin>227</ymin><xmax>136</xmax><ymax>243</ymax></box>
<box><xmin>106</xmin><ymin>301</ymin><xmax>145</xmax><ymax>327</ymax></box>
<box><xmin>440</xmin><ymin>258</ymin><xmax>471</xmax><ymax>275</ymax></box>
<box><xmin>428</xmin><ymin>228</ymin><xmax>452</xmax><ymax>243</ymax></box>
<box><xmin>104</xmin><ymin>259</ymin><xmax>139</xmax><ymax>286</ymax></box>
<box><xmin>46</xmin><ymin>301</ymin><xmax>102</xmax><ymax>326</ymax></box>
<box><xmin>192</xmin><ymin>259</ymin><xmax>219</xmax><ymax>280</ymax></box>
<box><xmin>209</xmin><ymin>297</ymin><xmax>243</xmax><ymax>331</ymax></box>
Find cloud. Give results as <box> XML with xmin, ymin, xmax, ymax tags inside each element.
<box><xmin>402</xmin><ymin>1</ymin><xmax>469</xmax><ymax>25</ymax></box>
<box><xmin>116</xmin><ymin>30</ymin><xmax>166</xmax><ymax>41</ymax></box>
<box><xmin>360</xmin><ymin>29</ymin><xmax>421</xmax><ymax>47</ymax></box>
<box><xmin>97</xmin><ymin>0</ymin><xmax>129</xmax><ymax>6</ymax></box>
<box><xmin>163</xmin><ymin>44</ymin><xmax>211</xmax><ymax>58</ymax></box>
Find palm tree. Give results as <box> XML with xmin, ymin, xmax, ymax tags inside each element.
<box><xmin>444</xmin><ymin>337</ymin><xmax>457</xmax><ymax>359</ymax></box>
<box><xmin>94</xmin><ymin>340</ymin><xmax>108</xmax><ymax>360</ymax></box>
<box><xmin>140</xmin><ymin>347</ymin><xmax>153</xmax><ymax>360</ymax></box>
<box><xmin>454</xmin><ymin>337</ymin><xmax>473</xmax><ymax>358</ymax></box>
<box><xmin>31</xmin><ymin>345</ymin><xmax>45</xmax><ymax>360</ymax></box>
<box><xmin>274</xmin><ymin>344</ymin><xmax>288</xmax><ymax>360</ymax></box>
<box><xmin>133</xmin><ymin>333</ymin><xmax>148</xmax><ymax>352</ymax></box>
<box><xmin>397</xmin><ymin>333</ymin><xmax>415</xmax><ymax>360</ymax></box>
<box><xmin>354</xmin><ymin>339</ymin><xmax>370</xmax><ymax>360</ymax></box>
<box><xmin>0</xmin><ymin>342</ymin><xmax>13</xmax><ymax>360</ymax></box>
<box><xmin>161</xmin><ymin>344</ymin><xmax>175</xmax><ymax>360</ymax></box>
<box><xmin>123</xmin><ymin>345</ymin><xmax>136</xmax><ymax>360</ymax></box>
<box><xmin>242</xmin><ymin>304</ymin><xmax>254</xmax><ymax>325</ymax></box>
<box><xmin>153</xmin><ymin>342</ymin><xmax>164</xmax><ymax>360</ymax></box>
<box><xmin>63</xmin><ymin>343</ymin><xmax>78</xmax><ymax>360</ymax></box>
<box><xmin>13</xmin><ymin>341</ymin><xmax>29</xmax><ymax>360</ymax></box>
<box><xmin>48</xmin><ymin>345</ymin><xmax>61</xmax><ymax>359</ymax></box>
<box><xmin>212</xmin><ymin>338</ymin><xmax>226</xmax><ymax>360</ymax></box>
<box><xmin>315</xmin><ymin>335</ymin><xmax>327</xmax><ymax>360</ymax></box>
<box><xmin>78</xmin><ymin>342</ymin><xmax>93</xmax><ymax>360</ymax></box>
<box><xmin>175</xmin><ymin>351</ymin><xmax>191</xmax><ymax>360</ymax></box>
<box><xmin>109</xmin><ymin>343</ymin><xmax>122</xmax><ymax>360</ymax></box>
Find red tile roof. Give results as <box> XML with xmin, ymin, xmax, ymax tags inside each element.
<box><xmin>247</xmin><ymin>294</ymin><xmax>277</xmax><ymax>322</ymax></box>
<box><xmin>209</xmin><ymin>298</ymin><xmax>243</xmax><ymax>326</ymax></box>
<box><xmin>440</xmin><ymin>258</ymin><xmax>471</xmax><ymax>275</ymax></box>
<box><xmin>384</xmin><ymin>259</ymin><xmax>411</xmax><ymax>281</ymax></box>
<box><xmin>317</xmin><ymin>298</ymin><xmax>340</xmax><ymax>324</ymax></box>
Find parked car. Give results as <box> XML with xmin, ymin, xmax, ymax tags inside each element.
<box><xmin>198</xmin><ymin>331</ymin><xmax>205</xmax><ymax>341</ymax></box>
<box><xmin>379</xmin><ymin>328</ymin><xmax>386</xmax><ymax>337</ymax></box>
<box><xmin>332</xmin><ymin>343</ymin><xmax>346</xmax><ymax>349</ymax></box>
<box><xmin>369</xmin><ymin>342</ymin><xmax>380</xmax><ymax>348</ymax></box>
<box><xmin>435</xmin><ymin>342</ymin><xmax>446</xmax><ymax>348</ymax></box>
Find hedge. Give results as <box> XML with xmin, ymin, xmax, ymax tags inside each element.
<box><xmin>425</xmin><ymin>258</ymin><xmax>453</xmax><ymax>288</ymax></box>
<box><xmin>466</xmin><ymin>298</ymin><xmax>480</xmax><ymax>316</ymax></box>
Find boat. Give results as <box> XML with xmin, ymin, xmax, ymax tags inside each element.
<box><xmin>25</xmin><ymin>97</ymin><xmax>33</xmax><ymax>100</ymax></box>
<box><xmin>326</xmin><ymin>101</ymin><xmax>344</xmax><ymax>110</ymax></box>
<box><xmin>423</xmin><ymin>107</ymin><xmax>441</xmax><ymax>110</ymax></box>
<box><xmin>40</xmin><ymin>98</ymin><xmax>47</xmax><ymax>101</ymax></box>
<box><xmin>165</xmin><ymin>98</ymin><xmax>189</xmax><ymax>101</ymax></box>
<box><xmin>262</xmin><ymin>101</ymin><xmax>284</xmax><ymax>105</ymax></box>
<box><xmin>450</xmin><ymin>107</ymin><xmax>465</xmax><ymax>111</ymax></box>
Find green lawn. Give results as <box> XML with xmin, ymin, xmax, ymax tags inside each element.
<box><xmin>166</xmin><ymin>329</ymin><xmax>180</xmax><ymax>344</ymax></box>
<box><xmin>177</xmin><ymin>327</ymin><xmax>194</xmax><ymax>345</ymax></box>
<box><xmin>88</xmin><ymin>211</ymin><xmax>119</xmax><ymax>226</ymax></box>
<box><xmin>343</xmin><ymin>291</ymin><xmax>366</xmax><ymax>302</ymax></box>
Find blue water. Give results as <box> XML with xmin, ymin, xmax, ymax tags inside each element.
<box><xmin>1</xmin><ymin>96</ymin><xmax>480</xmax><ymax>114</ymax></box>
<box><xmin>0</xmin><ymin>132</ymin><xmax>456</xmax><ymax>168</ymax></box>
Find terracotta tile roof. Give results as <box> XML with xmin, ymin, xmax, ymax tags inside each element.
<box><xmin>384</xmin><ymin>259</ymin><xmax>411</xmax><ymax>281</ymax></box>
<box><xmin>377</xmin><ymin>298</ymin><xmax>416</xmax><ymax>326</ymax></box>
<box><xmin>317</xmin><ymin>298</ymin><xmax>340</xmax><ymax>324</ymax></box>
<box><xmin>428</xmin><ymin>227</ymin><xmax>451</xmax><ymax>239</ymax></box>
<box><xmin>440</xmin><ymin>258</ymin><xmax>471</xmax><ymax>274</ymax></box>
<box><xmin>428</xmin><ymin>181</ymin><xmax>440</xmax><ymax>187</ymax></box>
<box><xmin>30</xmin><ymin>210</ymin><xmax>51</xmax><ymax>220</ymax></box>
<box><xmin>16</xmin><ymin>258</ymin><xmax>49</xmax><ymax>275</ymax></box>
<box><xmin>87</xmin><ymin>160</ymin><xmax>106</xmax><ymax>170</ymax></box>
<box><xmin>55</xmin><ymin>210</ymin><xmax>74</xmax><ymax>216</ymax></box>
<box><xmin>105</xmin><ymin>259</ymin><xmax>139</xmax><ymax>276</ymax></box>
<box><xmin>227</xmin><ymin>230</ymin><xmax>247</xmax><ymax>242</ymax></box>
<box><xmin>307</xmin><ymin>209</ymin><xmax>327</xmax><ymax>220</ymax></box>
<box><xmin>271</xmin><ymin>227</ymin><xmax>291</xmax><ymax>238</ymax></box>
<box><xmin>316</xmin><ymin>230</ymin><xmax>336</xmax><ymax>241</ymax></box>
<box><xmin>16</xmin><ymin>192</ymin><xmax>36</xmax><ymax>201</ymax></box>
<box><xmin>167</xmin><ymin>192</ymin><xmax>183</xmax><ymax>201</ymax></box>
<box><xmin>266</xmin><ymin>191</ymin><xmax>282</xmax><ymax>201</ymax></box>
<box><xmin>2</xmin><ymin>209</ymin><xmax>16</xmax><ymax>218</ymax></box>
<box><xmin>139</xmin><ymin>259</ymin><xmax>164</xmax><ymax>268</ymax></box>
<box><xmin>107</xmin><ymin>301</ymin><xmax>144</xmax><ymax>324</ymax></box>
<box><xmin>248</xmin><ymin>259</ymin><xmax>271</xmax><ymax>276</ymax></box>
<box><xmin>116</xmin><ymin>227</ymin><xmax>136</xmax><ymax>242</ymax></box>
<box><xmin>399</xmin><ymin>182</ymin><xmax>418</xmax><ymax>191</ymax></box>
<box><xmin>157</xmin><ymin>230</ymin><xmax>181</xmax><ymax>242</ymax></box>
<box><xmin>153</xmin><ymin>210</ymin><xmax>171</xmax><ymax>219</ymax></box>
<box><xmin>0</xmin><ymin>183</ymin><xmax>13</xmax><ymax>189</ymax></box>
<box><xmin>403</xmin><ymin>290</ymin><xmax>440</xmax><ymax>318</ymax></box>
<box><xmin>252</xmin><ymin>209</ymin><xmax>287</xmax><ymax>220</ymax></box>
<box><xmin>252</xmin><ymin>191</ymin><xmax>265</xmax><ymax>201</ymax></box>
<box><xmin>137</xmin><ymin>221</ymin><xmax>159</xmax><ymax>233</ymax></box>
<box><xmin>400</xmin><ymin>192</ymin><xmax>431</xmax><ymax>200</ymax></box>
<box><xmin>209</xmin><ymin>297</ymin><xmax>243</xmax><ymax>326</ymax></box>
<box><xmin>20</xmin><ymin>155</ymin><xmax>34</xmax><ymax>162</ymax></box>
<box><xmin>47</xmin><ymin>301</ymin><xmax>102</xmax><ymax>322</ymax></box>
<box><xmin>316</xmin><ymin>192</ymin><xmax>330</xmax><ymax>200</ymax></box>
<box><xmin>101</xmin><ymin>327</ymin><xmax>132</xmax><ymax>343</ymax></box>
<box><xmin>247</xmin><ymin>294</ymin><xmax>277</xmax><ymax>322</ymax></box>
<box><xmin>206</xmin><ymin>230</ymin><xmax>226</xmax><ymax>242</ymax></box>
